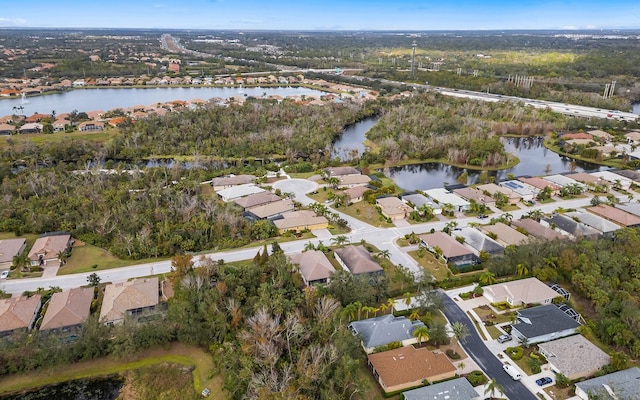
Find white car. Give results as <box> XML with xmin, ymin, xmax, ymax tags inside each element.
<box><xmin>0</xmin><ymin>270</ymin><xmax>9</xmax><ymax>279</ymax></box>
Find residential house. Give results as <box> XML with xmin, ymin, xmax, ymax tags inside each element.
<box><xmin>27</xmin><ymin>234</ymin><xmax>72</xmax><ymax>267</ymax></box>
<box><xmin>590</xmin><ymin>171</ymin><xmax>633</xmax><ymax>190</ymax></box>
<box><xmin>565</xmin><ymin>211</ymin><xmax>620</xmax><ymax>237</ymax></box>
<box><xmin>537</xmin><ymin>335</ymin><xmax>610</xmax><ymax>380</ymax></box>
<box><xmin>341</xmin><ymin>186</ymin><xmax>369</xmax><ymax>204</ymax></box>
<box><xmin>245</xmin><ymin>199</ymin><xmax>295</xmax><ymax>220</ymax></box>
<box><xmin>367</xmin><ymin>346</ymin><xmax>457</xmax><ymax>393</ymax></box>
<box><xmin>480</xmin><ymin>222</ymin><xmax>529</xmax><ymax>246</ymax></box>
<box><xmin>334</xmin><ymin>245</ymin><xmax>383</xmax><ymax>277</ymax></box>
<box><xmin>518</xmin><ymin>177</ymin><xmax>561</xmax><ymax>195</ymax></box>
<box><xmin>99</xmin><ymin>277</ymin><xmax>159</xmax><ymax>325</ymax></box>
<box><xmin>216</xmin><ymin>184</ymin><xmax>265</xmax><ymax>202</ymax></box>
<box><xmin>211</xmin><ymin>174</ymin><xmax>255</xmax><ymax>191</ymax></box>
<box><xmin>419</xmin><ymin>232</ymin><xmax>478</xmax><ymax>266</ymax></box>
<box><xmin>453</xmin><ymin>187</ymin><xmax>495</xmax><ymax>208</ymax></box>
<box><xmin>24</xmin><ymin>113</ymin><xmax>51</xmax><ymax>123</ymax></box>
<box><xmin>476</xmin><ymin>183</ymin><xmax>521</xmax><ymax>205</ymax></box>
<box><xmin>288</xmin><ymin>250</ymin><xmax>335</xmax><ymax>286</ymax></box>
<box><xmin>400</xmin><ymin>193</ymin><xmax>442</xmax><ymax>214</ymax></box>
<box><xmin>611</xmin><ymin>169</ymin><xmax>640</xmax><ymax>184</ymax></box>
<box><xmin>39</xmin><ymin>287</ymin><xmax>93</xmax><ymax>332</ymax></box>
<box><xmin>456</xmin><ymin>227</ymin><xmax>504</xmax><ymax>256</ymax></box>
<box><xmin>402</xmin><ymin>377</ymin><xmax>479</xmax><ymax>400</ymax></box>
<box><xmin>566</xmin><ymin>172</ymin><xmax>609</xmax><ymax>189</ymax></box>
<box><xmin>587</xmin><ymin>204</ymin><xmax>640</xmax><ymax>227</ymax></box>
<box><xmin>511</xmin><ymin>218</ymin><xmax>566</xmax><ymax>241</ymax></box>
<box><xmin>543</xmin><ymin>174</ymin><xmax>586</xmax><ymax>190</ymax></box>
<box><xmin>617</xmin><ymin>202</ymin><xmax>640</xmax><ymax>217</ymax></box>
<box><xmin>624</xmin><ymin>131</ymin><xmax>640</xmax><ymax>144</ymax></box>
<box><xmin>19</xmin><ymin>122</ymin><xmax>43</xmax><ymax>133</ymax></box>
<box><xmin>272</xmin><ymin>210</ymin><xmax>328</xmax><ymax>234</ymax></box>
<box><xmin>52</xmin><ymin>118</ymin><xmax>68</xmax><ymax>132</ymax></box>
<box><xmin>338</xmin><ymin>174</ymin><xmax>371</xmax><ymax>188</ymax></box>
<box><xmin>543</xmin><ymin>214</ymin><xmax>601</xmax><ymax>239</ymax></box>
<box><xmin>574</xmin><ymin>367</ymin><xmax>640</xmax><ymax>400</ymax></box>
<box><xmin>376</xmin><ymin>197</ymin><xmax>413</xmax><ymax>220</ymax></box>
<box><xmin>561</xmin><ymin>132</ymin><xmax>593</xmax><ymax>141</ymax></box>
<box><xmin>0</xmin><ymin>295</ymin><xmax>42</xmax><ymax>336</ymax></box>
<box><xmin>77</xmin><ymin>121</ymin><xmax>105</xmax><ymax>132</ymax></box>
<box><xmin>482</xmin><ymin>278</ymin><xmax>560</xmax><ymax>307</ymax></box>
<box><xmin>587</xmin><ymin>129</ymin><xmax>614</xmax><ymax>141</ymax></box>
<box><xmin>499</xmin><ymin>180</ymin><xmax>536</xmax><ymax>201</ymax></box>
<box><xmin>324</xmin><ymin>166</ymin><xmax>360</xmax><ymax>177</ymax></box>
<box><xmin>511</xmin><ymin>304</ymin><xmax>581</xmax><ymax>345</ymax></box>
<box><xmin>233</xmin><ymin>192</ymin><xmax>282</xmax><ymax>210</ymax></box>
<box><xmin>0</xmin><ymin>238</ymin><xmax>26</xmax><ymax>270</ymax></box>
<box><xmin>0</xmin><ymin>123</ymin><xmax>16</xmax><ymax>135</ymax></box>
<box><xmin>423</xmin><ymin>188</ymin><xmax>470</xmax><ymax>212</ymax></box>
<box><xmin>348</xmin><ymin>314</ymin><xmax>425</xmax><ymax>353</ymax></box>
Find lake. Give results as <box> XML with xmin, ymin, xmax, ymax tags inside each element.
<box><xmin>0</xmin><ymin>86</ymin><xmax>327</xmax><ymax>117</ymax></box>
<box><xmin>331</xmin><ymin>117</ymin><xmax>378</xmax><ymax>161</ymax></box>
<box><xmin>385</xmin><ymin>136</ymin><xmax>605</xmax><ymax>191</ymax></box>
<box><xmin>633</xmin><ymin>102</ymin><xmax>640</xmax><ymax>114</ymax></box>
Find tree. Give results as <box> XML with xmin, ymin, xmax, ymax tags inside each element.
<box><xmin>57</xmin><ymin>250</ymin><xmax>69</xmax><ymax>266</ymax></box>
<box><xmin>303</xmin><ymin>242</ymin><xmax>316</xmax><ymax>252</ymax></box>
<box><xmin>516</xmin><ymin>263</ymin><xmax>529</xmax><ymax>277</ymax></box>
<box><xmin>412</xmin><ymin>326</ymin><xmax>430</xmax><ymax>345</ymax></box>
<box><xmin>428</xmin><ymin>322</ymin><xmax>449</xmax><ymax>345</ymax></box>
<box><xmin>484</xmin><ymin>378</ymin><xmax>504</xmax><ymax>399</ymax></box>
<box><xmin>331</xmin><ymin>235</ymin><xmax>349</xmax><ymax>247</ymax></box>
<box><xmin>450</xmin><ymin>321</ymin><xmax>470</xmax><ymax>353</ymax></box>
<box><xmin>87</xmin><ymin>272</ymin><xmax>101</xmax><ymax>287</ymax></box>
<box><xmin>443</xmin><ymin>221</ymin><xmax>458</xmax><ymax>235</ymax></box>
<box><xmin>479</xmin><ymin>271</ymin><xmax>496</xmax><ymax>285</ymax></box>
<box><xmin>12</xmin><ymin>253</ymin><xmax>30</xmax><ymax>273</ymax></box>
<box><xmin>377</xmin><ymin>249</ymin><xmax>390</xmax><ymax>260</ymax></box>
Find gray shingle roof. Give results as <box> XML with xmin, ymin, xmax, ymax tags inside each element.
<box><xmin>348</xmin><ymin>315</ymin><xmax>424</xmax><ymax>349</ymax></box>
<box><xmin>457</xmin><ymin>227</ymin><xmax>504</xmax><ymax>255</ymax></box>
<box><xmin>543</xmin><ymin>214</ymin><xmax>600</xmax><ymax>238</ymax></box>
<box><xmin>402</xmin><ymin>377</ymin><xmax>479</xmax><ymax>400</ymax></box>
<box><xmin>575</xmin><ymin>367</ymin><xmax>640</xmax><ymax>400</ymax></box>
<box><xmin>512</xmin><ymin>304</ymin><xmax>580</xmax><ymax>340</ymax></box>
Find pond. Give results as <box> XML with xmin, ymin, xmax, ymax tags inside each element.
<box><xmin>0</xmin><ymin>86</ymin><xmax>327</xmax><ymax>117</ymax></box>
<box><xmin>633</xmin><ymin>102</ymin><xmax>640</xmax><ymax>115</ymax></box>
<box><xmin>331</xmin><ymin>117</ymin><xmax>378</xmax><ymax>161</ymax></box>
<box><xmin>385</xmin><ymin>136</ymin><xmax>606</xmax><ymax>191</ymax></box>
<box><xmin>0</xmin><ymin>376</ymin><xmax>123</xmax><ymax>400</ymax></box>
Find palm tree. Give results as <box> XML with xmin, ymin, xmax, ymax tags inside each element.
<box><xmin>502</xmin><ymin>212</ymin><xmax>513</xmax><ymax>223</ymax></box>
<box><xmin>386</xmin><ymin>298</ymin><xmax>396</xmax><ymax>313</ymax></box>
<box><xmin>331</xmin><ymin>235</ymin><xmax>349</xmax><ymax>247</ymax></box>
<box><xmin>362</xmin><ymin>306</ymin><xmax>376</xmax><ymax>319</ymax></box>
<box><xmin>402</xmin><ymin>292</ymin><xmax>413</xmax><ymax>308</ymax></box>
<box><xmin>409</xmin><ymin>310</ymin><xmax>421</xmax><ymax>321</ymax></box>
<box><xmin>57</xmin><ymin>250</ymin><xmax>68</xmax><ymax>266</ymax></box>
<box><xmin>412</xmin><ymin>326</ymin><xmax>430</xmax><ymax>345</ymax></box>
<box><xmin>516</xmin><ymin>263</ymin><xmax>529</xmax><ymax>277</ymax></box>
<box><xmin>450</xmin><ymin>321</ymin><xmax>470</xmax><ymax>353</ymax></box>
<box><xmin>479</xmin><ymin>271</ymin><xmax>496</xmax><ymax>285</ymax></box>
<box><xmin>443</xmin><ymin>221</ymin><xmax>458</xmax><ymax>234</ymax></box>
<box><xmin>303</xmin><ymin>242</ymin><xmax>316</xmax><ymax>252</ymax></box>
<box><xmin>377</xmin><ymin>249</ymin><xmax>390</xmax><ymax>260</ymax></box>
<box><xmin>378</xmin><ymin>302</ymin><xmax>389</xmax><ymax>315</ymax></box>
<box><xmin>484</xmin><ymin>378</ymin><xmax>504</xmax><ymax>399</ymax></box>
<box><xmin>12</xmin><ymin>253</ymin><xmax>31</xmax><ymax>273</ymax></box>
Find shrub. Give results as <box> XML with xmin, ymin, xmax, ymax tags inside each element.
<box><xmin>466</xmin><ymin>370</ymin><xmax>487</xmax><ymax>386</ymax></box>
<box><xmin>506</xmin><ymin>346</ymin><xmax>524</xmax><ymax>360</ymax></box>
<box><xmin>527</xmin><ymin>357</ymin><xmax>542</xmax><ymax>374</ymax></box>
<box><xmin>446</xmin><ymin>349</ymin><xmax>461</xmax><ymax>359</ymax></box>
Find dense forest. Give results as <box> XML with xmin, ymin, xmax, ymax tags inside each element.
<box><xmin>366</xmin><ymin>92</ymin><xmax>566</xmax><ymax>165</ymax></box>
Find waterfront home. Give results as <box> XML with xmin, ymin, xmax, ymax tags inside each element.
<box><xmin>99</xmin><ymin>277</ymin><xmax>159</xmax><ymax>325</ymax></box>
<box><xmin>423</xmin><ymin>188</ymin><xmax>470</xmax><ymax>212</ymax></box>
<box><xmin>0</xmin><ymin>295</ymin><xmax>42</xmax><ymax>336</ymax></box>
<box><xmin>39</xmin><ymin>287</ymin><xmax>93</xmax><ymax>332</ymax></box>
<box><xmin>476</xmin><ymin>183</ymin><xmax>522</xmax><ymax>205</ymax></box>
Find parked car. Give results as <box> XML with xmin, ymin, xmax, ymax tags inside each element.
<box><xmin>0</xmin><ymin>270</ymin><xmax>8</xmax><ymax>279</ymax></box>
<box><xmin>503</xmin><ymin>364</ymin><xmax>521</xmax><ymax>381</ymax></box>
<box><xmin>201</xmin><ymin>388</ymin><xmax>211</xmax><ymax>397</ymax></box>
<box><xmin>536</xmin><ymin>377</ymin><xmax>553</xmax><ymax>386</ymax></box>
<box><xmin>497</xmin><ymin>334</ymin><xmax>512</xmax><ymax>343</ymax></box>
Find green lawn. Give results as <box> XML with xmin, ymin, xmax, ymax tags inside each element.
<box><xmin>473</xmin><ymin>305</ymin><xmax>514</xmax><ymax>324</ymax></box>
<box><xmin>486</xmin><ymin>325</ymin><xmax>503</xmax><ymax>340</ymax></box>
<box><xmin>59</xmin><ymin>243</ymin><xmax>163</xmax><ymax>275</ymax></box>
<box><xmin>408</xmin><ymin>249</ymin><xmax>449</xmax><ymax>281</ymax></box>
<box><xmin>339</xmin><ymin>201</ymin><xmax>395</xmax><ymax>228</ymax></box>
<box><xmin>0</xmin><ymin>343</ymin><xmax>222</xmax><ymax>397</ymax></box>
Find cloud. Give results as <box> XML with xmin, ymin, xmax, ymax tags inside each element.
<box><xmin>0</xmin><ymin>17</ymin><xmax>27</xmax><ymax>27</ymax></box>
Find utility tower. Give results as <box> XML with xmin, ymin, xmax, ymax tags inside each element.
<box><xmin>411</xmin><ymin>41</ymin><xmax>417</xmax><ymax>79</ymax></box>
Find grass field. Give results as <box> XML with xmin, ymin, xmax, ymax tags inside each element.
<box><xmin>408</xmin><ymin>249</ymin><xmax>449</xmax><ymax>281</ymax></box>
<box><xmin>59</xmin><ymin>242</ymin><xmax>163</xmax><ymax>275</ymax></box>
<box><xmin>0</xmin><ymin>343</ymin><xmax>223</xmax><ymax>398</ymax></box>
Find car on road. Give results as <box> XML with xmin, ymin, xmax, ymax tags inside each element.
<box><xmin>0</xmin><ymin>270</ymin><xmax>8</xmax><ymax>279</ymax></box>
<box><xmin>497</xmin><ymin>334</ymin><xmax>512</xmax><ymax>343</ymax></box>
<box><xmin>536</xmin><ymin>377</ymin><xmax>553</xmax><ymax>386</ymax></box>
<box><xmin>503</xmin><ymin>364</ymin><xmax>522</xmax><ymax>381</ymax></box>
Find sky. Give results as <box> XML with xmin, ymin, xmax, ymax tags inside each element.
<box><xmin>1</xmin><ymin>0</ymin><xmax>639</xmax><ymax>31</ymax></box>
